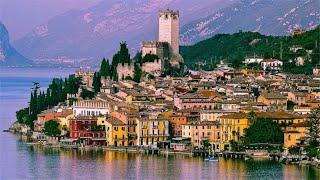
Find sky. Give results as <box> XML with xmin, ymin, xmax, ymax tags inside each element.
<box><xmin>0</xmin><ymin>0</ymin><xmax>102</xmax><ymax>41</ymax></box>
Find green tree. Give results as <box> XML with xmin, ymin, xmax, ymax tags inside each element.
<box><xmin>80</xmin><ymin>88</ymin><xmax>95</xmax><ymax>99</ymax></box>
<box><xmin>43</xmin><ymin>120</ymin><xmax>61</xmax><ymax>137</ymax></box>
<box><xmin>305</xmin><ymin>109</ymin><xmax>320</xmax><ymax>157</ymax></box>
<box><xmin>118</xmin><ymin>42</ymin><xmax>131</xmax><ymax>65</ymax></box>
<box><xmin>100</xmin><ymin>58</ymin><xmax>111</xmax><ymax>77</ymax></box>
<box><xmin>243</xmin><ymin>119</ymin><xmax>284</xmax><ymax>145</ymax></box>
<box><xmin>133</xmin><ymin>63</ymin><xmax>142</xmax><ymax>83</ymax></box>
<box><xmin>248</xmin><ymin>111</ymin><xmax>257</xmax><ymax>124</ymax></box>
<box><xmin>112</xmin><ymin>69</ymin><xmax>119</xmax><ymax>82</ymax></box>
<box><xmin>92</xmin><ymin>72</ymin><xmax>101</xmax><ymax>93</ymax></box>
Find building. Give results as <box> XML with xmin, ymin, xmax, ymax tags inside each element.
<box><xmin>182</xmin><ymin>121</ymin><xmax>220</xmax><ymax>150</ymax></box>
<box><xmin>217</xmin><ymin>111</ymin><xmax>305</xmax><ymax>150</ymax></box>
<box><xmin>69</xmin><ymin>116</ymin><xmax>106</xmax><ymax>146</ymax></box>
<box><xmin>170</xmin><ymin>114</ymin><xmax>188</xmax><ymax>137</ymax></box>
<box><xmin>260</xmin><ymin>59</ymin><xmax>283</xmax><ymax>71</ymax></box>
<box><xmin>34</xmin><ymin>108</ymin><xmax>73</xmax><ymax>132</ymax></box>
<box><xmin>73</xmin><ymin>100</ymin><xmax>110</xmax><ymax>116</ymax></box>
<box><xmin>313</xmin><ymin>65</ymin><xmax>320</xmax><ymax>76</ymax></box>
<box><xmin>288</xmin><ymin>91</ymin><xmax>315</xmax><ymax>106</ymax></box>
<box><xmin>295</xmin><ymin>56</ymin><xmax>305</xmax><ymax>66</ymax></box>
<box><xmin>257</xmin><ymin>92</ymin><xmax>287</xmax><ymax>111</ymax></box>
<box><xmin>284</xmin><ymin>122</ymin><xmax>309</xmax><ymax>154</ymax></box>
<box><xmin>243</xmin><ymin>56</ymin><xmax>264</xmax><ymax>64</ymax></box>
<box><xmin>75</xmin><ymin>69</ymin><xmax>95</xmax><ymax>88</ymax></box>
<box><xmin>117</xmin><ymin>63</ymin><xmax>134</xmax><ymax>80</ymax></box>
<box><xmin>142</xmin><ymin>41</ymin><xmax>169</xmax><ymax>59</ymax></box>
<box><xmin>103</xmin><ymin>116</ymin><xmax>128</xmax><ymax>147</ymax></box>
<box><xmin>159</xmin><ymin>9</ymin><xmax>179</xmax><ymax>56</ymax></box>
<box><xmin>136</xmin><ymin>116</ymin><xmax>169</xmax><ymax>146</ymax></box>
<box><xmin>174</xmin><ymin>93</ymin><xmax>214</xmax><ymax>110</ymax></box>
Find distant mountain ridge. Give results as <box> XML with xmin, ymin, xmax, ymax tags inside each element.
<box><xmin>0</xmin><ymin>22</ymin><xmax>33</xmax><ymax>66</ymax></box>
<box><xmin>13</xmin><ymin>0</ymin><xmax>233</xmax><ymax>64</ymax></box>
<box><xmin>180</xmin><ymin>0</ymin><xmax>320</xmax><ymax>45</ymax></box>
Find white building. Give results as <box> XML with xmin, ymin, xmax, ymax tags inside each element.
<box><xmin>260</xmin><ymin>59</ymin><xmax>283</xmax><ymax>71</ymax></box>
<box><xmin>73</xmin><ymin>100</ymin><xmax>110</xmax><ymax>116</ymax></box>
<box><xmin>243</xmin><ymin>56</ymin><xmax>264</xmax><ymax>64</ymax></box>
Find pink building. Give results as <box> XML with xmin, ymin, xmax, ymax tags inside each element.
<box><xmin>174</xmin><ymin>93</ymin><xmax>214</xmax><ymax>110</ymax></box>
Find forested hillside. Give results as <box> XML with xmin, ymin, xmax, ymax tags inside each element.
<box><xmin>180</xmin><ymin>26</ymin><xmax>320</xmax><ymax>74</ymax></box>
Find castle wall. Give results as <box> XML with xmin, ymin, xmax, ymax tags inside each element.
<box><xmin>117</xmin><ymin>63</ymin><xmax>134</xmax><ymax>79</ymax></box>
<box><xmin>142</xmin><ymin>60</ymin><xmax>163</xmax><ymax>73</ymax></box>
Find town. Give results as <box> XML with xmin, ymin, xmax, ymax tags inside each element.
<box><xmin>11</xmin><ymin>9</ymin><xmax>320</xmax><ymax>166</ymax></box>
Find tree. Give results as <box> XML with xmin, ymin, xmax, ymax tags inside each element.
<box><xmin>118</xmin><ymin>42</ymin><xmax>131</xmax><ymax>65</ymax></box>
<box><xmin>305</xmin><ymin>109</ymin><xmax>320</xmax><ymax>157</ymax></box>
<box><xmin>43</xmin><ymin>120</ymin><xmax>61</xmax><ymax>137</ymax></box>
<box><xmin>133</xmin><ymin>51</ymin><xmax>142</xmax><ymax>62</ymax></box>
<box><xmin>133</xmin><ymin>63</ymin><xmax>142</xmax><ymax>83</ymax></box>
<box><xmin>100</xmin><ymin>58</ymin><xmax>111</xmax><ymax>77</ymax></box>
<box><xmin>243</xmin><ymin>119</ymin><xmax>284</xmax><ymax>145</ymax></box>
<box><xmin>92</xmin><ymin>72</ymin><xmax>101</xmax><ymax>93</ymax></box>
<box><xmin>112</xmin><ymin>69</ymin><xmax>118</xmax><ymax>82</ymax></box>
<box><xmin>248</xmin><ymin>111</ymin><xmax>257</xmax><ymax>124</ymax></box>
<box><xmin>288</xmin><ymin>146</ymin><xmax>300</xmax><ymax>155</ymax></box>
<box><xmin>80</xmin><ymin>88</ymin><xmax>95</xmax><ymax>99</ymax></box>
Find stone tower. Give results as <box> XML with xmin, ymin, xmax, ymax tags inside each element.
<box><xmin>158</xmin><ymin>9</ymin><xmax>180</xmax><ymax>56</ymax></box>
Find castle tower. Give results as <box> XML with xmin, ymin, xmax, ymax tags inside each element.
<box><xmin>158</xmin><ymin>9</ymin><xmax>180</xmax><ymax>56</ymax></box>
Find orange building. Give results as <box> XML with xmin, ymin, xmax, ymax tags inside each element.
<box><xmin>34</xmin><ymin>108</ymin><xmax>73</xmax><ymax>132</ymax></box>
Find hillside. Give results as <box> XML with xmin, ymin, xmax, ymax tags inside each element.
<box><xmin>180</xmin><ymin>26</ymin><xmax>320</xmax><ymax>74</ymax></box>
<box><xmin>0</xmin><ymin>22</ymin><xmax>33</xmax><ymax>67</ymax></box>
<box><xmin>181</xmin><ymin>0</ymin><xmax>320</xmax><ymax>45</ymax></box>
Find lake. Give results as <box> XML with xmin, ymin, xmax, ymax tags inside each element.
<box><xmin>0</xmin><ymin>67</ymin><xmax>319</xmax><ymax>179</ymax></box>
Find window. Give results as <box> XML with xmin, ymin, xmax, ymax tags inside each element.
<box><xmin>288</xmin><ymin>135</ymin><xmax>291</xmax><ymax>141</ymax></box>
<box><xmin>121</xmin><ymin>127</ymin><xmax>125</xmax><ymax>131</ymax></box>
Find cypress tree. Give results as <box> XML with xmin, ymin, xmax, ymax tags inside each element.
<box><xmin>133</xmin><ymin>63</ymin><xmax>142</xmax><ymax>83</ymax></box>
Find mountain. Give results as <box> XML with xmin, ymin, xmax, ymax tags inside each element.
<box><xmin>180</xmin><ymin>0</ymin><xmax>320</xmax><ymax>45</ymax></box>
<box><xmin>13</xmin><ymin>0</ymin><xmax>233</xmax><ymax>65</ymax></box>
<box><xmin>0</xmin><ymin>22</ymin><xmax>33</xmax><ymax>66</ymax></box>
<box><xmin>180</xmin><ymin>26</ymin><xmax>320</xmax><ymax>74</ymax></box>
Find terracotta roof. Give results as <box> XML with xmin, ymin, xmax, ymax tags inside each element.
<box><xmin>220</xmin><ymin>112</ymin><xmax>304</xmax><ymax>119</ymax></box>
<box><xmin>106</xmin><ymin>117</ymin><xmax>126</xmax><ymax>125</ymax></box>
<box><xmin>288</xmin><ymin>122</ymin><xmax>309</xmax><ymax>127</ymax></box>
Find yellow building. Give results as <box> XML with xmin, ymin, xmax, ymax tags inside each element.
<box><xmin>57</xmin><ymin>114</ymin><xmax>74</xmax><ymax>131</ymax></box>
<box><xmin>182</xmin><ymin>121</ymin><xmax>220</xmax><ymax>150</ymax></box>
<box><xmin>217</xmin><ymin>112</ymin><xmax>305</xmax><ymax>151</ymax></box>
<box><xmin>284</xmin><ymin>122</ymin><xmax>309</xmax><ymax>152</ymax></box>
<box><xmin>104</xmin><ymin>117</ymin><xmax>128</xmax><ymax>147</ymax></box>
<box><xmin>218</xmin><ymin>113</ymin><xmax>249</xmax><ymax>151</ymax></box>
<box><xmin>136</xmin><ymin>116</ymin><xmax>169</xmax><ymax>146</ymax></box>
<box><xmin>257</xmin><ymin>92</ymin><xmax>287</xmax><ymax>111</ymax></box>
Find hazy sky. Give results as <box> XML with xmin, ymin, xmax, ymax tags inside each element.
<box><xmin>0</xmin><ymin>0</ymin><xmax>102</xmax><ymax>41</ymax></box>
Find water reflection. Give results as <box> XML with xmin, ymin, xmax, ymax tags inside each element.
<box><xmin>13</xmin><ymin>144</ymin><xmax>317</xmax><ymax>180</ymax></box>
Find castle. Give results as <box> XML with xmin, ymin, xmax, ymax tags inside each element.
<box><xmin>142</xmin><ymin>9</ymin><xmax>183</xmax><ymax>67</ymax></box>
<box><xmin>118</xmin><ymin>9</ymin><xmax>183</xmax><ymax>79</ymax></box>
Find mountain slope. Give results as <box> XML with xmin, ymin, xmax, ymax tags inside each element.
<box><xmin>13</xmin><ymin>0</ymin><xmax>233</xmax><ymax>64</ymax></box>
<box><xmin>181</xmin><ymin>0</ymin><xmax>320</xmax><ymax>45</ymax></box>
<box><xmin>0</xmin><ymin>22</ymin><xmax>33</xmax><ymax>66</ymax></box>
<box><xmin>180</xmin><ymin>26</ymin><xmax>320</xmax><ymax>74</ymax></box>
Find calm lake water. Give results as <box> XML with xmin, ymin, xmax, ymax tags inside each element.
<box><xmin>0</xmin><ymin>67</ymin><xmax>319</xmax><ymax>179</ymax></box>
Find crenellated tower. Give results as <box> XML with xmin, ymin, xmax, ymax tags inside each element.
<box><xmin>158</xmin><ymin>9</ymin><xmax>180</xmax><ymax>57</ymax></box>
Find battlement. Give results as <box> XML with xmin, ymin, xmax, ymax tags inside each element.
<box><xmin>142</xmin><ymin>41</ymin><xmax>169</xmax><ymax>48</ymax></box>
<box><xmin>159</xmin><ymin>9</ymin><xmax>179</xmax><ymax>18</ymax></box>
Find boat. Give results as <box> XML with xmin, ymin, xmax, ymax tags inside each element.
<box><xmin>244</xmin><ymin>156</ymin><xmax>253</xmax><ymax>161</ymax></box>
<box><xmin>205</xmin><ymin>157</ymin><xmax>219</xmax><ymax>162</ymax></box>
